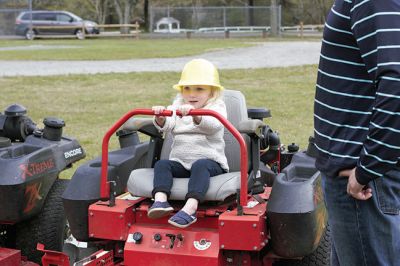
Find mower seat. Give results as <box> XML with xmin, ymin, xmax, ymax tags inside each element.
<box><xmin>127</xmin><ymin>90</ymin><xmax>249</xmax><ymax>201</ymax></box>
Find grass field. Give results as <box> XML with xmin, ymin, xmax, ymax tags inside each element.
<box><xmin>0</xmin><ymin>39</ymin><xmax>258</xmax><ymax>60</ymax></box>
<box><xmin>0</xmin><ymin>37</ymin><xmax>320</xmax><ymax>60</ymax></box>
<box><xmin>0</xmin><ymin>64</ymin><xmax>317</xmax><ymax>178</ymax></box>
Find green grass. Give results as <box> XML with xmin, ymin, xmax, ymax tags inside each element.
<box><xmin>0</xmin><ymin>39</ymin><xmax>258</xmax><ymax>60</ymax></box>
<box><xmin>0</xmin><ymin>65</ymin><xmax>317</xmax><ymax>178</ymax></box>
<box><xmin>0</xmin><ymin>36</ymin><xmax>321</xmax><ymax>61</ymax></box>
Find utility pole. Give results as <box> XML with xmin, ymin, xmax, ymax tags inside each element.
<box><xmin>28</xmin><ymin>0</ymin><xmax>32</xmax><ymax>37</ymax></box>
<box><xmin>270</xmin><ymin>0</ymin><xmax>279</xmax><ymax>36</ymax></box>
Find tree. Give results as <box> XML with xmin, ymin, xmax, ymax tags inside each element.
<box><xmin>86</xmin><ymin>0</ymin><xmax>111</xmax><ymax>24</ymax></box>
<box><xmin>279</xmin><ymin>0</ymin><xmax>333</xmax><ymax>25</ymax></box>
<box><xmin>30</xmin><ymin>0</ymin><xmax>65</xmax><ymax>10</ymax></box>
<box><xmin>114</xmin><ymin>0</ymin><xmax>138</xmax><ymax>23</ymax></box>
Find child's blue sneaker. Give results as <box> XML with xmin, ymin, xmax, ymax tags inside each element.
<box><xmin>147</xmin><ymin>201</ymin><xmax>174</xmax><ymax>219</ymax></box>
<box><xmin>168</xmin><ymin>210</ymin><xmax>197</xmax><ymax>228</ymax></box>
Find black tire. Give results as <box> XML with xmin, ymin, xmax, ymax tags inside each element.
<box><xmin>75</xmin><ymin>29</ymin><xmax>85</xmax><ymax>40</ymax></box>
<box><xmin>24</xmin><ymin>29</ymin><xmax>36</xmax><ymax>40</ymax></box>
<box><xmin>274</xmin><ymin>224</ymin><xmax>331</xmax><ymax>266</ymax></box>
<box><xmin>16</xmin><ymin>179</ymin><xmax>69</xmax><ymax>264</ymax></box>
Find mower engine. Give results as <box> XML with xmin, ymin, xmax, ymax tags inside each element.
<box><xmin>0</xmin><ymin>104</ymin><xmax>37</xmax><ymax>142</ymax></box>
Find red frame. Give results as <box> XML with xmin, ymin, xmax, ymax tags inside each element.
<box><xmin>100</xmin><ymin>108</ymin><xmax>248</xmax><ymax>206</ymax></box>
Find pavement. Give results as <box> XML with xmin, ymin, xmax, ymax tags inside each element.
<box><xmin>0</xmin><ymin>41</ymin><xmax>321</xmax><ymax>77</ymax></box>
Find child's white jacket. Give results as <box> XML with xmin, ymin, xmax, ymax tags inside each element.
<box><xmin>154</xmin><ymin>97</ymin><xmax>229</xmax><ymax>172</ymax></box>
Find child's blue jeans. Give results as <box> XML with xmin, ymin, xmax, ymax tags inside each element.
<box><xmin>152</xmin><ymin>159</ymin><xmax>225</xmax><ymax>202</ymax></box>
<box><xmin>322</xmin><ymin>172</ymin><xmax>400</xmax><ymax>266</ymax></box>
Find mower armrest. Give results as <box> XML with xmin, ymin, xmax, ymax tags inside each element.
<box><xmin>123</xmin><ymin>118</ymin><xmax>161</xmax><ymax>138</ymax></box>
<box><xmin>123</xmin><ymin>118</ymin><xmax>153</xmax><ymax>130</ymax></box>
<box><xmin>237</xmin><ymin>119</ymin><xmax>265</xmax><ymax>137</ymax></box>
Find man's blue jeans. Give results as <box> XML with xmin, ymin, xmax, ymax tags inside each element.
<box><xmin>322</xmin><ymin>172</ymin><xmax>400</xmax><ymax>266</ymax></box>
<box><xmin>152</xmin><ymin>159</ymin><xmax>225</xmax><ymax>202</ymax></box>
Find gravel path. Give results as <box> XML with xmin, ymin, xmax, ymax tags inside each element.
<box><xmin>0</xmin><ymin>41</ymin><xmax>321</xmax><ymax>77</ymax></box>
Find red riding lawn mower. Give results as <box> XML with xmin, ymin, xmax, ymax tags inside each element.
<box><xmin>40</xmin><ymin>90</ymin><xmax>329</xmax><ymax>266</ymax></box>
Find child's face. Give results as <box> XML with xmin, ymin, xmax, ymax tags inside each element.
<box><xmin>181</xmin><ymin>85</ymin><xmax>213</xmax><ymax>109</ymax></box>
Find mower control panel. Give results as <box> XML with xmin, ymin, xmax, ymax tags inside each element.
<box><xmin>125</xmin><ymin>226</ymin><xmax>219</xmax><ymax>263</ymax></box>
<box><xmin>126</xmin><ymin>225</ymin><xmax>218</xmax><ymax>254</ymax></box>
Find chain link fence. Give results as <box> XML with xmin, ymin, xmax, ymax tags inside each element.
<box><xmin>0</xmin><ymin>0</ymin><xmax>29</xmax><ymax>36</ymax></box>
<box><xmin>0</xmin><ymin>8</ymin><xmax>28</xmax><ymax>36</ymax></box>
<box><xmin>0</xmin><ymin>3</ymin><xmax>287</xmax><ymax>37</ymax></box>
<box><xmin>149</xmin><ymin>6</ymin><xmax>281</xmax><ymax>34</ymax></box>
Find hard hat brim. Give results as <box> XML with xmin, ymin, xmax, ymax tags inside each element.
<box><xmin>173</xmin><ymin>83</ymin><xmax>224</xmax><ymax>91</ymax></box>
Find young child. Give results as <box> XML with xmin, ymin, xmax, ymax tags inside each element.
<box><xmin>148</xmin><ymin>58</ymin><xmax>229</xmax><ymax>228</ymax></box>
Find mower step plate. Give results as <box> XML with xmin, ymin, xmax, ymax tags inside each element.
<box><xmin>73</xmin><ymin>249</ymin><xmax>114</xmax><ymax>266</ymax></box>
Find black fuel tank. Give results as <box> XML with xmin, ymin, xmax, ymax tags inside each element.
<box><xmin>267</xmin><ymin>152</ymin><xmax>327</xmax><ymax>258</ymax></box>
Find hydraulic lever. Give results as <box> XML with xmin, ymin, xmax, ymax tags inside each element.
<box><xmin>166</xmin><ymin>234</ymin><xmax>176</xmax><ymax>249</ymax></box>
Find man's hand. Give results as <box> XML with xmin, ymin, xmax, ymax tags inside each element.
<box><xmin>339</xmin><ymin>168</ymin><xmax>372</xmax><ymax>200</ymax></box>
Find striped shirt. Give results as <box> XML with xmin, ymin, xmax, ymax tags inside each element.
<box><xmin>314</xmin><ymin>0</ymin><xmax>400</xmax><ymax>184</ymax></box>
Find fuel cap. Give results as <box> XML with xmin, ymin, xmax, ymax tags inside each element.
<box><xmin>4</xmin><ymin>104</ymin><xmax>27</xmax><ymax>117</ymax></box>
<box><xmin>43</xmin><ymin>117</ymin><xmax>65</xmax><ymax>129</ymax></box>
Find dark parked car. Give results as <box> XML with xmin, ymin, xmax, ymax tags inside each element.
<box><xmin>15</xmin><ymin>10</ymin><xmax>99</xmax><ymax>40</ymax></box>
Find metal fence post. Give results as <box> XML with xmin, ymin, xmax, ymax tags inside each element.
<box><xmin>28</xmin><ymin>0</ymin><xmax>33</xmax><ymax>40</ymax></box>
<box><xmin>270</xmin><ymin>1</ymin><xmax>279</xmax><ymax>36</ymax></box>
<box><xmin>223</xmin><ymin>7</ymin><xmax>226</xmax><ymax>28</ymax></box>
<box><xmin>149</xmin><ymin>6</ymin><xmax>153</xmax><ymax>32</ymax></box>
<box><xmin>278</xmin><ymin>5</ymin><xmax>282</xmax><ymax>36</ymax></box>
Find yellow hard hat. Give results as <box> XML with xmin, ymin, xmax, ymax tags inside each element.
<box><xmin>173</xmin><ymin>59</ymin><xmax>224</xmax><ymax>91</ymax></box>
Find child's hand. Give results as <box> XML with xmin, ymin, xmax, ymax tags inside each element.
<box><xmin>152</xmin><ymin>106</ymin><xmax>166</xmax><ymax>127</ymax></box>
<box><xmin>178</xmin><ymin>104</ymin><xmax>194</xmax><ymax>116</ymax></box>
<box><xmin>152</xmin><ymin>106</ymin><xmax>166</xmax><ymax>115</ymax></box>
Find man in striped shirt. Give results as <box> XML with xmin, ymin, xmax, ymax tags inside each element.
<box><xmin>314</xmin><ymin>0</ymin><xmax>400</xmax><ymax>265</ymax></box>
